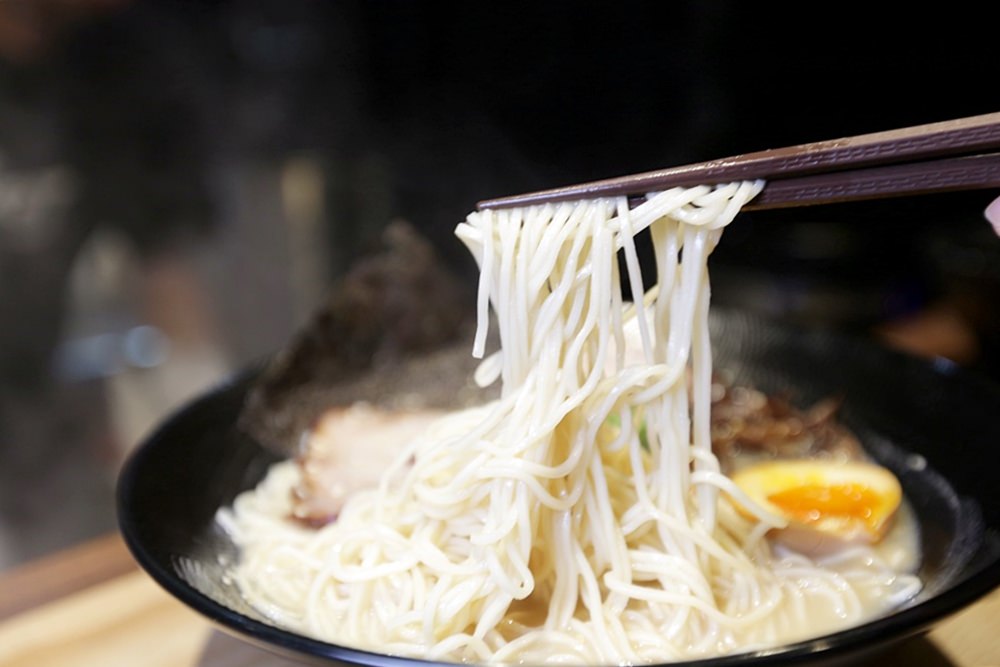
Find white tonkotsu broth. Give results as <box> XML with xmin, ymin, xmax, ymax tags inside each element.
<box><xmin>218</xmin><ymin>183</ymin><xmax>921</xmax><ymax>664</ymax></box>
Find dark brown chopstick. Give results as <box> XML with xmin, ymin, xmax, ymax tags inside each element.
<box><xmin>477</xmin><ymin>112</ymin><xmax>1000</xmax><ymax>210</ymax></box>
<box><xmin>743</xmin><ymin>152</ymin><xmax>1000</xmax><ymax>210</ymax></box>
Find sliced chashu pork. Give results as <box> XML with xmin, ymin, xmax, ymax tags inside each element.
<box><xmin>292</xmin><ymin>404</ymin><xmax>445</xmax><ymax>526</ymax></box>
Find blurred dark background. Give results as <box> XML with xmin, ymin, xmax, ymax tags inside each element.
<box><xmin>0</xmin><ymin>0</ymin><xmax>998</xmax><ymax>568</ymax></box>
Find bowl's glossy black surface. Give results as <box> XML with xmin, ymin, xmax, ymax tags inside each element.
<box><xmin>117</xmin><ymin>309</ymin><xmax>1000</xmax><ymax>666</ymax></box>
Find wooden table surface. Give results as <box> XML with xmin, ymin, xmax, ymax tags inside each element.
<box><xmin>1</xmin><ymin>532</ymin><xmax>998</xmax><ymax>667</ymax></box>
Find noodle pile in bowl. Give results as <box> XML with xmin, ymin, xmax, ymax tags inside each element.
<box><xmin>218</xmin><ymin>182</ymin><xmax>921</xmax><ymax>664</ymax></box>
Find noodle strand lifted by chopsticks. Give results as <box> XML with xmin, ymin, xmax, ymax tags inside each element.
<box><xmin>220</xmin><ymin>181</ymin><xmax>920</xmax><ymax>664</ymax></box>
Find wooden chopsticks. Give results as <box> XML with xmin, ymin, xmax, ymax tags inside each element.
<box><xmin>476</xmin><ymin>112</ymin><xmax>1000</xmax><ymax>211</ymax></box>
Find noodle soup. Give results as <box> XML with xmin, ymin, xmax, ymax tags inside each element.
<box><xmin>218</xmin><ymin>184</ymin><xmax>921</xmax><ymax>664</ymax></box>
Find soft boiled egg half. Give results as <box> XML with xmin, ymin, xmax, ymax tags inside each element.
<box><xmin>731</xmin><ymin>459</ymin><xmax>903</xmax><ymax>555</ymax></box>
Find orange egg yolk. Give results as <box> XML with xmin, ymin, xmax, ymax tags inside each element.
<box><xmin>767</xmin><ymin>483</ymin><xmax>881</xmax><ymax>530</ymax></box>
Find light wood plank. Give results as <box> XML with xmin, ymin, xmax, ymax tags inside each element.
<box><xmin>0</xmin><ymin>533</ymin><xmax>136</xmax><ymax>621</ymax></box>
<box><xmin>0</xmin><ymin>571</ymin><xmax>209</xmax><ymax>667</ymax></box>
<box><xmin>927</xmin><ymin>586</ymin><xmax>1000</xmax><ymax>665</ymax></box>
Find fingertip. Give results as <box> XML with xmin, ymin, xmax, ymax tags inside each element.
<box><xmin>986</xmin><ymin>196</ymin><xmax>1000</xmax><ymax>237</ymax></box>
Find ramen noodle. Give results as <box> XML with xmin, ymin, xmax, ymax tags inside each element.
<box><xmin>218</xmin><ymin>183</ymin><xmax>921</xmax><ymax>663</ymax></box>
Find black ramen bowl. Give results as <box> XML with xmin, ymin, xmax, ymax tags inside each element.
<box><xmin>117</xmin><ymin>308</ymin><xmax>1000</xmax><ymax>667</ymax></box>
